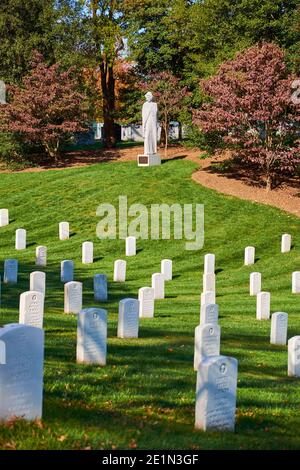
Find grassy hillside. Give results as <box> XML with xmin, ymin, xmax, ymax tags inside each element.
<box><xmin>0</xmin><ymin>158</ymin><xmax>300</xmax><ymax>449</ymax></box>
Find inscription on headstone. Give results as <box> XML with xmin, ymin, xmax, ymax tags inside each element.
<box><xmin>195</xmin><ymin>355</ymin><xmax>238</xmax><ymax>431</ymax></box>
<box><xmin>77</xmin><ymin>308</ymin><xmax>107</xmax><ymax>365</ymax></box>
<box><xmin>64</xmin><ymin>281</ymin><xmax>82</xmax><ymax>314</ymax></box>
<box><xmin>19</xmin><ymin>291</ymin><xmax>44</xmax><ymax>329</ymax></box>
<box><xmin>0</xmin><ymin>323</ymin><xmax>44</xmax><ymax>421</ymax></box>
<box><xmin>117</xmin><ymin>298</ymin><xmax>139</xmax><ymax>338</ymax></box>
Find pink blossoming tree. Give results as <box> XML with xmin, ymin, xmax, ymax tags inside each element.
<box><xmin>0</xmin><ymin>51</ymin><xmax>87</xmax><ymax>162</ymax></box>
<box><xmin>193</xmin><ymin>43</ymin><xmax>300</xmax><ymax>190</ymax></box>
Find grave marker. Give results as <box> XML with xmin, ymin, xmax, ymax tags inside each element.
<box><xmin>77</xmin><ymin>308</ymin><xmax>107</xmax><ymax>365</ymax></box>
<box><xmin>152</xmin><ymin>273</ymin><xmax>165</xmax><ymax>299</ymax></box>
<box><xmin>30</xmin><ymin>272</ymin><xmax>46</xmax><ymax>295</ymax></box>
<box><xmin>94</xmin><ymin>274</ymin><xmax>108</xmax><ymax>301</ymax></box>
<box><xmin>0</xmin><ymin>209</ymin><xmax>9</xmax><ymax>227</ymax></box>
<box><xmin>194</xmin><ymin>323</ymin><xmax>221</xmax><ymax>371</ymax></box>
<box><xmin>204</xmin><ymin>254</ymin><xmax>215</xmax><ymax>274</ymax></box>
<box><xmin>250</xmin><ymin>272</ymin><xmax>261</xmax><ymax>296</ymax></box>
<box><xmin>0</xmin><ymin>324</ymin><xmax>44</xmax><ymax>421</ymax></box>
<box><xmin>126</xmin><ymin>236</ymin><xmax>136</xmax><ymax>256</ymax></box>
<box><xmin>4</xmin><ymin>259</ymin><xmax>18</xmax><ymax>284</ymax></box>
<box><xmin>19</xmin><ymin>291</ymin><xmax>44</xmax><ymax>329</ymax></box>
<box><xmin>59</xmin><ymin>221</ymin><xmax>70</xmax><ymax>240</ymax></box>
<box><xmin>292</xmin><ymin>272</ymin><xmax>300</xmax><ymax>294</ymax></box>
<box><xmin>15</xmin><ymin>229</ymin><xmax>26</xmax><ymax>250</ymax></box>
<box><xmin>195</xmin><ymin>355</ymin><xmax>238</xmax><ymax>432</ymax></box>
<box><xmin>288</xmin><ymin>336</ymin><xmax>300</xmax><ymax>377</ymax></box>
<box><xmin>117</xmin><ymin>298</ymin><xmax>139</xmax><ymax>338</ymax></box>
<box><xmin>82</xmin><ymin>241</ymin><xmax>93</xmax><ymax>264</ymax></box>
<box><xmin>270</xmin><ymin>312</ymin><xmax>288</xmax><ymax>345</ymax></box>
<box><xmin>200</xmin><ymin>303</ymin><xmax>219</xmax><ymax>325</ymax></box>
<box><xmin>244</xmin><ymin>246</ymin><xmax>255</xmax><ymax>265</ymax></box>
<box><xmin>138</xmin><ymin>287</ymin><xmax>154</xmax><ymax>318</ymax></box>
<box><xmin>36</xmin><ymin>246</ymin><xmax>47</xmax><ymax>267</ymax></box>
<box><xmin>64</xmin><ymin>281</ymin><xmax>82</xmax><ymax>314</ymax></box>
<box><xmin>61</xmin><ymin>260</ymin><xmax>74</xmax><ymax>283</ymax></box>
<box><xmin>256</xmin><ymin>292</ymin><xmax>270</xmax><ymax>320</ymax></box>
<box><xmin>281</xmin><ymin>234</ymin><xmax>291</xmax><ymax>253</ymax></box>
<box><xmin>113</xmin><ymin>260</ymin><xmax>126</xmax><ymax>282</ymax></box>
<box><xmin>161</xmin><ymin>259</ymin><xmax>172</xmax><ymax>281</ymax></box>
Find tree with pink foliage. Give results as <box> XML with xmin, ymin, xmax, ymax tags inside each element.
<box><xmin>145</xmin><ymin>72</ymin><xmax>189</xmax><ymax>156</ymax></box>
<box><xmin>193</xmin><ymin>42</ymin><xmax>300</xmax><ymax>190</ymax></box>
<box><xmin>0</xmin><ymin>51</ymin><xmax>87</xmax><ymax>161</ymax></box>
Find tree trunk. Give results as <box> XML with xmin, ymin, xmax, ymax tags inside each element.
<box><xmin>100</xmin><ymin>62</ymin><xmax>116</xmax><ymax>149</ymax></box>
<box><xmin>266</xmin><ymin>173</ymin><xmax>272</xmax><ymax>191</ymax></box>
<box><xmin>164</xmin><ymin>121</ymin><xmax>168</xmax><ymax>158</ymax></box>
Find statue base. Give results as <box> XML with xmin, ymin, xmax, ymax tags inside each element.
<box><xmin>137</xmin><ymin>154</ymin><xmax>161</xmax><ymax>167</ymax></box>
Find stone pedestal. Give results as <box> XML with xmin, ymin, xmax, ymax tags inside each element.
<box><xmin>137</xmin><ymin>154</ymin><xmax>161</xmax><ymax>167</ymax></box>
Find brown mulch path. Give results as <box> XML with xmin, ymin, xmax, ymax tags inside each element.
<box><xmin>1</xmin><ymin>144</ymin><xmax>300</xmax><ymax>217</ymax></box>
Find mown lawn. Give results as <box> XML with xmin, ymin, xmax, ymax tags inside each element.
<box><xmin>0</xmin><ymin>158</ymin><xmax>300</xmax><ymax>450</ymax></box>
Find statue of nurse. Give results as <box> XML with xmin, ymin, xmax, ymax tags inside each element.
<box><xmin>142</xmin><ymin>91</ymin><xmax>158</xmax><ymax>155</ymax></box>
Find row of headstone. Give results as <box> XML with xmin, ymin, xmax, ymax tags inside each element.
<box><xmin>243</xmin><ymin>234</ymin><xmax>292</xmax><ymax>267</ymax></box>
<box><xmin>251</xmin><ymin>271</ymin><xmax>300</xmax><ymax>296</ymax></box>
<box><xmin>195</xmin><ymin>253</ymin><xmax>238</xmax><ymax>432</ymax></box>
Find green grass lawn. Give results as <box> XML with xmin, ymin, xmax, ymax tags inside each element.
<box><xmin>0</xmin><ymin>158</ymin><xmax>300</xmax><ymax>450</ymax></box>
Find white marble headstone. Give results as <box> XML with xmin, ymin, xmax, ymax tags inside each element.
<box><xmin>270</xmin><ymin>312</ymin><xmax>288</xmax><ymax>345</ymax></box>
<box><xmin>161</xmin><ymin>259</ymin><xmax>172</xmax><ymax>281</ymax></box>
<box><xmin>203</xmin><ymin>273</ymin><xmax>215</xmax><ymax>293</ymax></box>
<box><xmin>4</xmin><ymin>259</ymin><xmax>18</xmax><ymax>284</ymax></box>
<box><xmin>64</xmin><ymin>281</ymin><xmax>82</xmax><ymax>314</ymax></box>
<box><xmin>0</xmin><ymin>209</ymin><xmax>9</xmax><ymax>227</ymax></box>
<box><xmin>151</xmin><ymin>273</ymin><xmax>165</xmax><ymax>299</ymax></box>
<box><xmin>288</xmin><ymin>336</ymin><xmax>300</xmax><ymax>377</ymax></box>
<box><xmin>200</xmin><ymin>291</ymin><xmax>215</xmax><ymax>306</ymax></box>
<box><xmin>59</xmin><ymin>221</ymin><xmax>70</xmax><ymax>240</ymax></box>
<box><xmin>281</xmin><ymin>234</ymin><xmax>291</xmax><ymax>253</ymax></box>
<box><xmin>126</xmin><ymin>236</ymin><xmax>136</xmax><ymax>256</ymax></box>
<box><xmin>138</xmin><ymin>287</ymin><xmax>154</xmax><ymax>318</ymax></box>
<box><xmin>36</xmin><ymin>246</ymin><xmax>47</xmax><ymax>266</ymax></box>
<box><xmin>292</xmin><ymin>272</ymin><xmax>300</xmax><ymax>294</ymax></box>
<box><xmin>200</xmin><ymin>303</ymin><xmax>219</xmax><ymax>325</ymax></box>
<box><xmin>113</xmin><ymin>259</ymin><xmax>126</xmax><ymax>282</ymax></box>
<box><xmin>0</xmin><ymin>324</ymin><xmax>44</xmax><ymax>421</ymax></box>
<box><xmin>82</xmin><ymin>241</ymin><xmax>93</xmax><ymax>264</ymax></box>
<box><xmin>195</xmin><ymin>355</ymin><xmax>238</xmax><ymax>431</ymax></box>
<box><xmin>61</xmin><ymin>260</ymin><xmax>74</xmax><ymax>283</ymax></box>
<box><xmin>94</xmin><ymin>274</ymin><xmax>108</xmax><ymax>301</ymax></box>
<box><xmin>256</xmin><ymin>291</ymin><xmax>270</xmax><ymax>320</ymax></box>
<box><xmin>204</xmin><ymin>253</ymin><xmax>215</xmax><ymax>274</ymax></box>
<box><xmin>194</xmin><ymin>323</ymin><xmax>221</xmax><ymax>371</ymax></box>
<box><xmin>244</xmin><ymin>246</ymin><xmax>255</xmax><ymax>265</ymax></box>
<box><xmin>19</xmin><ymin>291</ymin><xmax>44</xmax><ymax>329</ymax></box>
<box><xmin>250</xmin><ymin>272</ymin><xmax>261</xmax><ymax>296</ymax></box>
<box><xmin>15</xmin><ymin>228</ymin><xmax>26</xmax><ymax>250</ymax></box>
<box><xmin>117</xmin><ymin>298</ymin><xmax>139</xmax><ymax>338</ymax></box>
<box><xmin>77</xmin><ymin>308</ymin><xmax>107</xmax><ymax>365</ymax></box>
<box><xmin>30</xmin><ymin>271</ymin><xmax>46</xmax><ymax>295</ymax></box>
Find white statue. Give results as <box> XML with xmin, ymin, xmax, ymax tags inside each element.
<box><xmin>142</xmin><ymin>91</ymin><xmax>158</xmax><ymax>155</ymax></box>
